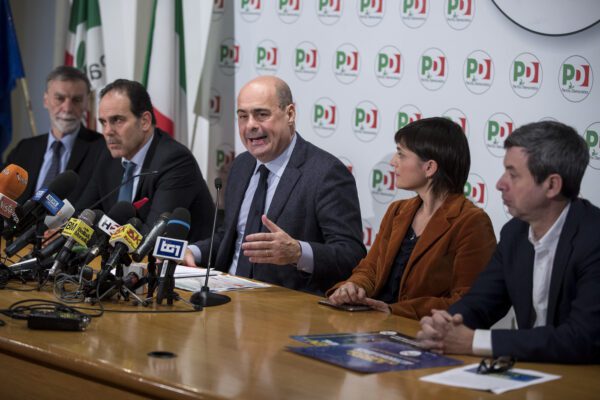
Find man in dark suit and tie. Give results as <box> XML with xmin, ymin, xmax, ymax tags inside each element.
<box><xmin>417</xmin><ymin>121</ymin><xmax>600</xmax><ymax>363</ymax></box>
<box><xmin>76</xmin><ymin>79</ymin><xmax>214</xmax><ymax>242</ymax></box>
<box><xmin>4</xmin><ymin>66</ymin><xmax>104</xmax><ymax>204</ymax></box>
<box><xmin>184</xmin><ymin>76</ymin><xmax>365</xmax><ymax>295</ymax></box>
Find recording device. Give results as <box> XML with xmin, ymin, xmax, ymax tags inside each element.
<box><xmin>131</xmin><ymin>212</ymin><xmax>170</xmax><ymax>262</ymax></box>
<box><xmin>190</xmin><ymin>178</ymin><xmax>230</xmax><ymax>307</ymax></box>
<box><xmin>27</xmin><ymin>310</ymin><xmax>91</xmax><ymax>331</ymax></box>
<box><xmin>6</xmin><ymin>170</ymin><xmax>78</xmax><ymax>239</ymax></box>
<box><xmin>4</xmin><ymin>199</ymin><xmax>75</xmax><ymax>258</ymax></box>
<box><xmin>48</xmin><ymin>209</ymin><xmax>96</xmax><ymax>277</ymax></box>
<box><xmin>155</xmin><ymin>208</ymin><xmax>191</xmax><ymax>305</ymax></box>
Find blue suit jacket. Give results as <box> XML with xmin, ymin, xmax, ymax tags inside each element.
<box><xmin>194</xmin><ymin>133</ymin><xmax>366</xmax><ymax>295</ymax></box>
<box><xmin>450</xmin><ymin>198</ymin><xmax>600</xmax><ymax>363</ymax></box>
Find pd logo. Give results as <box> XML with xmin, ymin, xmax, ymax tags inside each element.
<box><xmin>375</xmin><ymin>45</ymin><xmax>403</xmax><ymax>88</ymax></box>
<box><xmin>400</xmin><ymin>0</ymin><xmax>429</xmax><ymax>29</ymax></box>
<box><xmin>218</xmin><ymin>38</ymin><xmax>240</xmax><ymax>76</ymax></box>
<box><xmin>584</xmin><ymin>122</ymin><xmax>600</xmax><ymax>170</ymax></box>
<box><xmin>277</xmin><ymin>0</ymin><xmax>302</xmax><ymax>23</ymax></box>
<box><xmin>337</xmin><ymin>155</ymin><xmax>355</xmax><ymax>175</ymax></box>
<box><xmin>352</xmin><ymin>100</ymin><xmax>380</xmax><ymax>142</ymax></box>
<box><xmin>209</xmin><ymin>88</ymin><xmax>222</xmax><ymax>125</ymax></box>
<box><xmin>371</xmin><ymin>161</ymin><xmax>396</xmax><ymax>204</ymax></box>
<box><xmin>395</xmin><ymin>104</ymin><xmax>422</xmax><ymax>130</ymax></box>
<box><xmin>510</xmin><ymin>52</ymin><xmax>542</xmax><ymax>98</ymax></box>
<box><xmin>239</xmin><ymin>0</ymin><xmax>262</xmax><ymax>22</ymax></box>
<box><xmin>333</xmin><ymin>43</ymin><xmax>360</xmax><ymax>84</ymax></box>
<box><xmin>215</xmin><ymin>143</ymin><xmax>235</xmax><ymax>173</ymax></box>
<box><xmin>357</xmin><ymin>0</ymin><xmax>385</xmax><ymax>27</ymax></box>
<box><xmin>316</xmin><ymin>0</ymin><xmax>343</xmax><ymax>25</ymax></box>
<box><xmin>559</xmin><ymin>55</ymin><xmax>593</xmax><ymax>102</ymax></box>
<box><xmin>464</xmin><ymin>173</ymin><xmax>488</xmax><ymax>209</ymax></box>
<box><xmin>212</xmin><ymin>0</ymin><xmax>225</xmax><ymax>21</ymax></box>
<box><xmin>464</xmin><ymin>50</ymin><xmax>494</xmax><ymax>94</ymax></box>
<box><xmin>442</xmin><ymin>108</ymin><xmax>469</xmax><ymax>137</ymax></box>
<box><xmin>445</xmin><ymin>0</ymin><xmax>474</xmax><ymax>30</ymax></box>
<box><xmin>313</xmin><ymin>97</ymin><xmax>338</xmax><ymax>138</ymax></box>
<box><xmin>255</xmin><ymin>40</ymin><xmax>278</xmax><ymax>75</ymax></box>
<box><xmin>362</xmin><ymin>219</ymin><xmax>374</xmax><ymax>249</ymax></box>
<box><xmin>419</xmin><ymin>48</ymin><xmax>448</xmax><ymax>91</ymax></box>
<box><xmin>294</xmin><ymin>41</ymin><xmax>319</xmax><ymax>81</ymax></box>
<box><xmin>484</xmin><ymin>112</ymin><xmax>514</xmax><ymax>157</ymax></box>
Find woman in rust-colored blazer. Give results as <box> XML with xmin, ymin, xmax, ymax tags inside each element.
<box><xmin>327</xmin><ymin>117</ymin><xmax>497</xmax><ymax>320</ymax></box>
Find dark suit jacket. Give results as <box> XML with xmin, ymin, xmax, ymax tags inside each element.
<box><xmin>4</xmin><ymin>126</ymin><xmax>104</xmax><ymax>204</ymax></box>
<box><xmin>450</xmin><ymin>198</ymin><xmax>600</xmax><ymax>363</ymax></box>
<box><xmin>193</xmin><ymin>133</ymin><xmax>366</xmax><ymax>295</ymax></box>
<box><xmin>76</xmin><ymin>128</ymin><xmax>214</xmax><ymax>242</ymax></box>
<box><xmin>328</xmin><ymin>194</ymin><xmax>497</xmax><ymax>320</ymax></box>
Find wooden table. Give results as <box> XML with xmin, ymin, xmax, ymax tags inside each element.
<box><xmin>0</xmin><ymin>282</ymin><xmax>598</xmax><ymax>399</ymax></box>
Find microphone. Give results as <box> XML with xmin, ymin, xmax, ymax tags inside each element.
<box><xmin>4</xmin><ymin>199</ymin><xmax>75</xmax><ymax>258</ymax></box>
<box><xmin>8</xmin><ymin>170</ymin><xmax>79</xmax><ymax>239</ymax></box>
<box><xmin>78</xmin><ymin>202</ymin><xmax>136</xmax><ymax>267</ymax></box>
<box><xmin>96</xmin><ymin>217</ymin><xmax>144</xmax><ymax>285</ymax></box>
<box><xmin>0</xmin><ymin>164</ymin><xmax>28</xmax><ymax>224</ymax></box>
<box><xmin>155</xmin><ymin>208</ymin><xmax>191</xmax><ymax>305</ymax></box>
<box><xmin>86</xmin><ymin>170</ymin><xmax>159</xmax><ymax>210</ymax></box>
<box><xmin>48</xmin><ymin>209</ymin><xmax>96</xmax><ymax>277</ymax></box>
<box><xmin>190</xmin><ymin>178</ymin><xmax>230</xmax><ymax>307</ymax></box>
<box><xmin>131</xmin><ymin>212</ymin><xmax>170</xmax><ymax>262</ymax></box>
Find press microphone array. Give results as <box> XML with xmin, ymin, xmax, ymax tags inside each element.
<box><xmin>0</xmin><ymin>164</ymin><xmax>29</xmax><ymax>226</ymax></box>
<box><xmin>3</xmin><ymin>170</ymin><xmax>78</xmax><ymax>241</ymax></box>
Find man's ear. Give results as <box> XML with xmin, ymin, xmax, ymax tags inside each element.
<box><xmin>286</xmin><ymin>103</ymin><xmax>296</xmax><ymax>125</ymax></box>
<box><xmin>140</xmin><ymin>110</ymin><xmax>153</xmax><ymax>131</ymax></box>
<box><xmin>544</xmin><ymin>173</ymin><xmax>563</xmax><ymax>199</ymax></box>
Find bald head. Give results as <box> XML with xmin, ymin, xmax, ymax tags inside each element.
<box><xmin>240</xmin><ymin>76</ymin><xmax>293</xmax><ymax>110</ymax></box>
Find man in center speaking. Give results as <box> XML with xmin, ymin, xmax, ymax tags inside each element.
<box><xmin>185</xmin><ymin>76</ymin><xmax>365</xmax><ymax>295</ymax></box>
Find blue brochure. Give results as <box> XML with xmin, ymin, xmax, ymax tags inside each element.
<box><xmin>288</xmin><ymin>331</ymin><xmax>462</xmax><ymax>373</ymax></box>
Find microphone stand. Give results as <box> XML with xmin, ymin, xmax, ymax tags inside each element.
<box><xmin>190</xmin><ymin>178</ymin><xmax>231</xmax><ymax>307</ymax></box>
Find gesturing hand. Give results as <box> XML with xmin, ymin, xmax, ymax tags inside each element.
<box><xmin>242</xmin><ymin>215</ymin><xmax>301</xmax><ymax>265</ymax></box>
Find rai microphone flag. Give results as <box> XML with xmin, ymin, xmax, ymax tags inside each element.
<box><xmin>0</xmin><ymin>0</ymin><xmax>25</xmax><ymax>155</ymax></box>
<box><xmin>64</xmin><ymin>0</ymin><xmax>106</xmax><ymax>130</ymax></box>
<box><xmin>142</xmin><ymin>0</ymin><xmax>188</xmax><ymax>147</ymax></box>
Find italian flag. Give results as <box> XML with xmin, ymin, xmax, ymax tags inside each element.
<box><xmin>64</xmin><ymin>0</ymin><xmax>106</xmax><ymax>128</ymax></box>
<box><xmin>142</xmin><ymin>0</ymin><xmax>188</xmax><ymax>147</ymax></box>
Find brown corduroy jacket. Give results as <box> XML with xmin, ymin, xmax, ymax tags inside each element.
<box><xmin>327</xmin><ymin>194</ymin><xmax>497</xmax><ymax>320</ymax></box>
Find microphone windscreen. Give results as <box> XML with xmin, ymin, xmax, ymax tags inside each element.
<box><xmin>127</xmin><ymin>217</ymin><xmax>144</xmax><ymax>232</ymax></box>
<box><xmin>165</xmin><ymin>207</ymin><xmax>191</xmax><ymax>240</ymax></box>
<box><xmin>108</xmin><ymin>202</ymin><xmax>136</xmax><ymax>225</ymax></box>
<box><xmin>78</xmin><ymin>209</ymin><xmax>97</xmax><ymax>226</ymax></box>
<box><xmin>47</xmin><ymin>170</ymin><xmax>79</xmax><ymax>199</ymax></box>
<box><xmin>0</xmin><ymin>164</ymin><xmax>29</xmax><ymax>199</ymax></box>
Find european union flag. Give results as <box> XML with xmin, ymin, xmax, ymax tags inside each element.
<box><xmin>0</xmin><ymin>0</ymin><xmax>25</xmax><ymax>157</ymax></box>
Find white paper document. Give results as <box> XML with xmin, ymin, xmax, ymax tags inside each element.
<box><xmin>420</xmin><ymin>363</ymin><xmax>561</xmax><ymax>394</ymax></box>
<box><xmin>174</xmin><ymin>265</ymin><xmax>222</xmax><ymax>278</ymax></box>
<box><xmin>175</xmin><ymin>271</ymin><xmax>271</xmax><ymax>293</ymax></box>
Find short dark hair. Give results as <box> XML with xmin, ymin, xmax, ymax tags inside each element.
<box><xmin>504</xmin><ymin>121</ymin><xmax>589</xmax><ymax>200</ymax></box>
<box><xmin>394</xmin><ymin>117</ymin><xmax>470</xmax><ymax>197</ymax></box>
<box><xmin>274</xmin><ymin>79</ymin><xmax>293</xmax><ymax>109</ymax></box>
<box><xmin>46</xmin><ymin>65</ymin><xmax>91</xmax><ymax>93</ymax></box>
<box><xmin>99</xmin><ymin>79</ymin><xmax>157</xmax><ymax>125</ymax></box>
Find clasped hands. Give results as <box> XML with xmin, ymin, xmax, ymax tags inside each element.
<box><xmin>416</xmin><ymin>309</ymin><xmax>475</xmax><ymax>355</ymax></box>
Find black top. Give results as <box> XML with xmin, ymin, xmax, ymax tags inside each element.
<box><xmin>376</xmin><ymin>226</ymin><xmax>418</xmax><ymax>303</ymax></box>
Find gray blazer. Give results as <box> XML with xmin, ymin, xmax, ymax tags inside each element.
<box><xmin>194</xmin><ymin>133</ymin><xmax>366</xmax><ymax>295</ymax></box>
